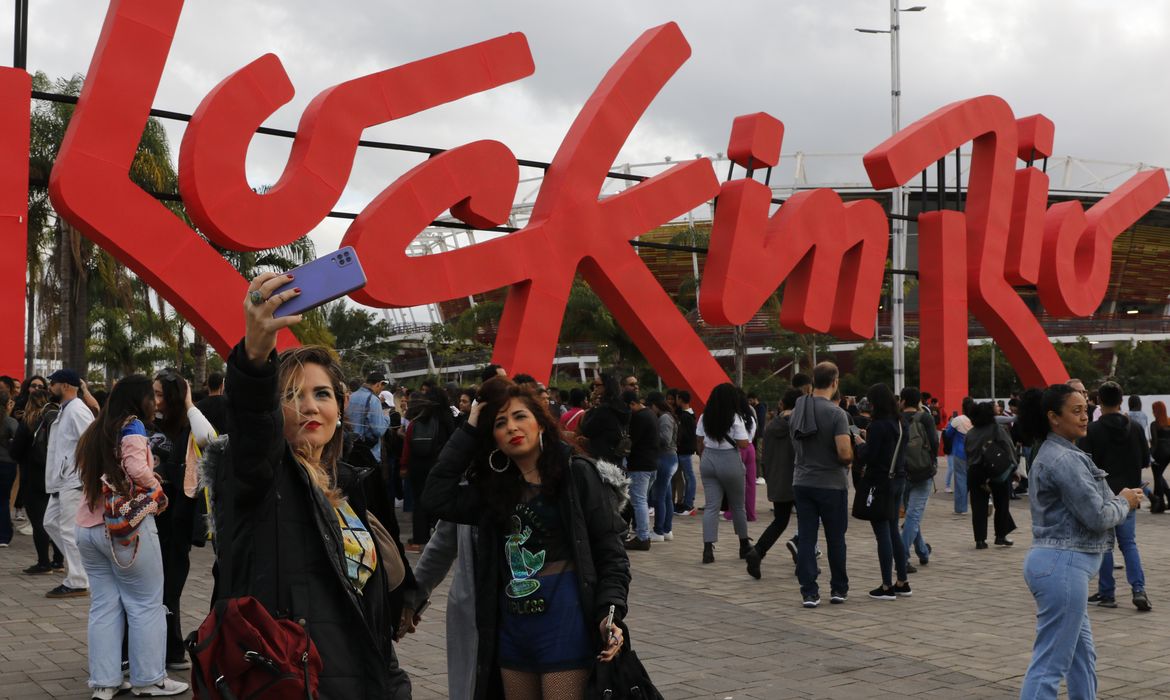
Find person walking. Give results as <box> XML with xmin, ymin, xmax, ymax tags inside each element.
<box><xmin>44</xmin><ymin>369</ymin><xmax>100</xmax><ymax>598</ymax></box>
<box><xmin>150</xmin><ymin>371</ymin><xmax>216</xmax><ymax>670</ymax></box>
<box><xmin>10</xmin><ymin>388</ymin><xmax>64</xmax><ymax>572</ymax></box>
<box><xmin>673</xmin><ymin>390</ymin><xmax>698</xmax><ymax>515</ymax></box>
<box><xmin>1148</xmin><ymin>401</ymin><xmax>1170</xmax><ymax>514</ymax></box>
<box><xmin>789</xmin><ymin>362</ymin><xmax>854</xmax><ymax>607</ymax></box>
<box><xmin>696</xmin><ymin>383</ymin><xmax>752</xmax><ymax>564</ymax></box>
<box><xmin>943</xmin><ymin>399</ymin><xmax>975</xmax><ymax>515</ymax></box>
<box><xmin>75</xmin><ymin>375</ymin><xmax>188</xmax><ymax>699</ymax></box>
<box><xmin>421</xmin><ymin>377</ymin><xmax>629</xmax><ymax>699</ymax></box>
<box><xmin>645</xmin><ymin>391</ymin><xmax>678</xmax><ymax>542</ymax></box>
<box><xmin>965</xmin><ymin>402</ymin><xmax>1017</xmax><ymax>549</ymax></box>
<box><xmin>1079</xmin><ymin>381</ymin><xmax>1151</xmax><ymax>611</ymax></box>
<box><xmin>737</xmin><ymin>392</ymin><xmax>760</xmax><ymax>522</ymax></box>
<box><xmin>899</xmin><ymin>387</ymin><xmax>938</xmax><ymax>572</ymax></box>
<box><xmin>1017</xmin><ymin>384</ymin><xmax>1141</xmax><ymax>700</ymax></box>
<box><xmin>856</xmin><ymin>384</ymin><xmax>911</xmax><ymax>600</ymax></box>
<box><xmin>744</xmin><ymin>388</ymin><xmax>802</xmax><ymax>579</ymax></box>
<box><xmin>622</xmin><ymin>390</ymin><xmax>658</xmax><ymax>551</ymax></box>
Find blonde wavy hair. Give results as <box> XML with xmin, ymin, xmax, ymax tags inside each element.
<box><xmin>277</xmin><ymin>345</ymin><xmax>347</xmax><ymax>506</ymax></box>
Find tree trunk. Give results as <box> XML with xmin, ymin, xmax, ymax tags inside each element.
<box><xmin>192</xmin><ymin>330</ymin><xmax>208</xmax><ymax>389</ymax></box>
<box><xmin>24</xmin><ymin>280</ymin><xmax>35</xmax><ymax>378</ymax></box>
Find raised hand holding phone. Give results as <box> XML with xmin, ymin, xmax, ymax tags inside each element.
<box><xmin>243</xmin><ymin>272</ymin><xmax>302</xmax><ymax>367</ymax></box>
<box><xmin>271</xmin><ymin>247</ymin><xmax>366</xmax><ymax>319</ymax></box>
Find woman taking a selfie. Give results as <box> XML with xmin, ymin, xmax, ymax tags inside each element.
<box><xmin>1017</xmin><ymin>384</ymin><xmax>1142</xmax><ymax>699</ymax></box>
<box><xmin>74</xmin><ymin>375</ymin><xmax>188</xmax><ymax>698</ymax></box>
<box><xmin>422</xmin><ymin>376</ymin><xmax>629</xmax><ymax>700</ymax></box>
<box><xmin>211</xmin><ymin>272</ymin><xmax>412</xmax><ymax>698</ymax></box>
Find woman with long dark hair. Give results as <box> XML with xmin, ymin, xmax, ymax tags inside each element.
<box><xmin>856</xmin><ymin>384</ymin><xmax>911</xmax><ymax>600</ymax></box>
<box><xmin>422</xmin><ymin>377</ymin><xmax>629</xmax><ymax>699</ymax></box>
<box><xmin>737</xmin><ymin>390</ymin><xmax>759</xmax><ymax>522</ymax></box>
<box><xmin>579</xmin><ymin>372</ymin><xmax>631</xmax><ymax>466</ymax></box>
<box><xmin>965</xmin><ymin>401</ymin><xmax>1017</xmax><ymax>548</ymax></box>
<box><xmin>208</xmin><ymin>272</ymin><xmax>412</xmax><ymax>697</ymax></box>
<box><xmin>10</xmin><ymin>388</ymin><xmax>64</xmax><ymax>573</ymax></box>
<box><xmin>1017</xmin><ymin>385</ymin><xmax>1141</xmax><ymax>699</ymax></box>
<box><xmin>645</xmin><ymin>391</ymin><xmax>678</xmax><ymax>542</ymax></box>
<box><xmin>13</xmin><ymin>374</ymin><xmax>47</xmax><ymax>421</ymax></box>
<box><xmin>149</xmin><ymin>370</ymin><xmax>216</xmax><ymax>670</ymax></box>
<box><xmin>1148</xmin><ymin>401</ymin><xmax>1170</xmax><ymax>513</ymax></box>
<box><xmin>74</xmin><ymin>375</ymin><xmax>188</xmax><ymax>698</ymax></box>
<box><xmin>697</xmin><ymin>383</ymin><xmax>752</xmax><ymax>564</ymax></box>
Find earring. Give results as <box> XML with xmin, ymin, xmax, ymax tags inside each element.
<box><xmin>539</xmin><ymin>431</ymin><xmax>544</xmax><ymax>452</ymax></box>
<box><xmin>489</xmin><ymin>449</ymin><xmax>511</xmax><ymax>473</ymax></box>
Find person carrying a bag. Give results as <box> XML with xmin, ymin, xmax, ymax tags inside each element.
<box><xmin>198</xmin><ymin>272</ymin><xmax>412</xmax><ymax>699</ymax></box>
<box><xmin>853</xmin><ymin>384</ymin><xmax>911</xmax><ymax>600</ymax></box>
<box><xmin>422</xmin><ymin>376</ymin><xmax>631</xmax><ymax>700</ymax></box>
<box><xmin>965</xmin><ymin>401</ymin><xmax>1018</xmax><ymax>549</ymax></box>
<box><xmin>74</xmin><ymin>375</ymin><xmax>188</xmax><ymax>699</ymax></box>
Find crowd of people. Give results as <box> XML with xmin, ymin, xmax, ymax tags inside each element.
<box><xmin>0</xmin><ymin>276</ymin><xmax>1164</xmax><ymax>698</ymax></box>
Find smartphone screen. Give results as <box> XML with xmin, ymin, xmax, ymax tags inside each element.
<box><xmin>272</xmin><ymin>247</ymin><xmax>367</xmax><ymax>318</ymax></box>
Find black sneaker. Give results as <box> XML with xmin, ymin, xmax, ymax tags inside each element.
<box><xmin>975</xmin><ymin>541</ymin><xmax>989</xmax><ymax>550</ymax></box>
<box><xmin>45</xmin><ymin>584</ymin><xmax>88</xmax><ymax>598</ymax></box>
<box><xmin>919</xmin><ymin>543</ymin><xmax>932</xmax><ymax>565</ymax></box>
<box><xmin>994</xmin><ymin>537</ymin><xmax>1014</xmax><ymax>547</ymax></box>
<box><xmin>1088</xmin><ymin>593</ymin><xmax>1117</xmax><ymax>609</ymax></box>
<box><xmin>893</xmin><ymin>581</ymin><xmax>912</xmax><ymax>597</ymax></box>
<box><xmin>785</xmin><ymin>539</ymin><xmax>798</xmax><ymax>564</ymax></box>
<box><xmin>868</xmin><ymin>586</ymin><xmax>896</xmax><ymax>600</ymax></box>
<box><xmin>1133</xmin><ymin>591</ymin><xmax>1152</xmax><ymax>612</ymax></box>
<box><xmin>830</xmin><ymin>591</ymin><xmax>847</xmax><ymax>604</ymax></box>
<box><xmin>905</xmin><ymin>563</ymin><xmax>918</xmax><ymax>574</ymax></box>
<box><xmin>745</xmin><ymin>548</ymin><xmax>762</xmax><ymax>580</ymax></box>
<box><xmin>624</xmin><ymin>538</ymin><xmax>650</xmax><ymax>551</ymax></box>
<box><xmin>801</xmin><ymin>594</ymin><xmax>820</xmax><ymax>608</ymax></box>
<box><xmin>50</xmin><ymin>561</ymin><xmax>64</xmax><ymax>571</ymax></box>
<box><xmin>23</xmin><ymin>563</ymin><xmax>53</xmax><ymax>575</ymax></box>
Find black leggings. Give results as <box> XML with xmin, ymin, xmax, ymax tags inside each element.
<box><xmin>1152</xmin><ymin>461</ymin><xmax>1170</xmax><ymax>501</ymax></box>
<box><xmin>970</xmin><ymin>477</ymin><xmax>1015</xmax><ymax>542</ymax></box>
<box><xmin>754</xmin><ymin>501</ymin><xmax>794</xmax><ymax>557</ymax></box>
<box><xmin>22</xmin><ymin>488</ymin><xmax>62</xmax><ymax>566</ymax></box>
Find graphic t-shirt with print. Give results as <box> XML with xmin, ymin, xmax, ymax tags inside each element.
<box><xmin>335</xmin><ymin>500</ymin><xmax>378</xmax><ymax>592</ymax></box>
<box><xmin>501</xmin><ymin>483</ymin><xmax>573</xmax><ymax>615</ymax></box>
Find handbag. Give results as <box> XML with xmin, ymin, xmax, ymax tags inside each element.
<box><xmin>851</xmin><ymin>421</ymin><xmax>902</xmax><ymax>522</ymax></box>
<box><xmin>102</xmin><ymin>430</ymin><xmax>169</xmax><ymax>567</ymax></box>
<box><xmin>186</xmin><ymin>441</ymin><xmax>323</xmax><ymax>699</ymax></box>
<box><xmin>585</xmin><ymin>621</ymin><xmax>663</xmax><ymax>700</ymax></box>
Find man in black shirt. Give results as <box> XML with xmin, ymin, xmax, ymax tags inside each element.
<box><xmin>623</xmin><ymin>390</ymin><xmax>658</xmax><ymax>551</ymax></box>
<box><xmin>1079</xmin><ymin>381</ymin><xmax>1151</xmax><ymax>611</ymax></box>
<box><xmin>674</xmin><ymin>391</ymin><xmax>698</xmax><ymax>514</ymax></box>
<box><xmin>195</xmin><ymin>371</ymin><xmax>228</xmax><ymax>434</ymax></box>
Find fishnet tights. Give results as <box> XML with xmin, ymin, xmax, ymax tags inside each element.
<box><xmin>500</xmin><ymin>668</ymin><xmax>589</xmax><ymax>700</ymax></box>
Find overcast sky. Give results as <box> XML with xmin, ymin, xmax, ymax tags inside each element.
<box><xmin>12</xmin><ymin>0</ymin><xmax>1170</xmax><ymax>320</ymax></box>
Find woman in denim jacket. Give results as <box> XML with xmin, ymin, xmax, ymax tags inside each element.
<box><xmin>1018</xmin><ymin>384</ymin><xmax>1142</xmax><ymax>700</ymax></box>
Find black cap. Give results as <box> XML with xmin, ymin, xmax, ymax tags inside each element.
<box><xmin>48</xmin><ymin>369</ymin><xmax>82</xmax><ymax>387</ymax></box>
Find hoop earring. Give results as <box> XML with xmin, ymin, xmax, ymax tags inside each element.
<box><xmin>489</xmin><ymin>449</ymin><xmax>511</xmax><ymax>473</ymax></box>
<box><xmin>539</xmin><ymin>431</ymin><xmax>544</xmax><ymax>452</ymax></box>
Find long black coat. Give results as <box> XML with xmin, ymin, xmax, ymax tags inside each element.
<box><xmin>220</xmin><ymin>344</ymin><xmax>412</xmax><ymax>699</ymax></box>
<box><xmin>421</xmin><ymin>425</ymin><xmax>631</xmax><ymax>700</ymax></box>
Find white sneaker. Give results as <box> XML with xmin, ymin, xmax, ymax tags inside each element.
<box><xmin>648</xmin><ymin>533</ymin><xmax>665</xmax><ymax>542</ymax></box>
<box><xmin>132</xmin><ymin>678</ymin><xmax>188</xmax><ymax>696</ymax></box>
<box><xmin>756</xmin><ymin>477</ymin><xmax>766</xmax><ymax>485</ymax></box>
<box><xmin>92</xmin><ymin>682</ymin><xmax>130</xmax><ymax>700</ymax></box>
<box><xmin>16</xmin><ymin>521</ymin><xmax>33</xmax><ymax>536</ymax></box>
<box><xmin>944</xmin><ymin>487</ymin><xmax>953</xmax><ymax>493</ymax></box>
<box><xmin>13</xmin><ymin>508</ymin><xmax>26</xmax><ymax>521</ymax></box>
<box><xmin>663</xmin><ymin>532</ymin><xmax>673</xmax><ymax>541</ymax></box>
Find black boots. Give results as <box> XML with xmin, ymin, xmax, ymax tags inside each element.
<box><xmin>702</xmin><ymin>542</ymin><xmax>715</xmax><ymax>564</ymax></box>
<box><xmin>1151</xmin><ymin>495</ymin><xmax>1166</xmax><ymax>514</ymax></box>
<box><xmin>745</xmin><ymin>547</ymin><xmax>762</xmax><ymax>579</ymax></box>
<box><xmin>739</xmin><ymin>538</ymin><xmax>753</xmax><ymax>559</ymax></box>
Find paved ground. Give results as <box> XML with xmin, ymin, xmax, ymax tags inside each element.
<box><xmin>3</xmin><ymin>464</ymin><xmax>1170</xmax><ymax>699</ymax></box>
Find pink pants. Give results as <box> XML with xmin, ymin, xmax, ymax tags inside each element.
<box><xmin>725</xmin><ymin>442</ymin><xmax>759</xmax><ymax>522</ymax></box>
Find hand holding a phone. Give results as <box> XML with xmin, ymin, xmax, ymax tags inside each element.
<box><xmin>244</xmin><ymin>272</ymin><xmax>302</xmax><ymax>367</ymax></box>
<box><xmin>597</xmin><ymin>605</ymin><xmax>623</xmax><ymax>663</ymax></box>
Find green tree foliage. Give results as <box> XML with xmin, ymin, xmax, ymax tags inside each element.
<box><xmin>319</xmin><ymin>301</ymin><xmax>397</xmax><ymax>378</ymax></box>
<box><xmin>967</xmin><ymin>342</ymin><xmax>1022</xmax><ymax>397</ymax></box>
<box><xmin>1113</xmin><ymin>341</ymin><xmax>1170</xmax><ymax>394</ymax></box>
<box><xmin>1052</xmin><ymin>337</ymin><xmax>1101</xmax><ymax>388</ymax></box>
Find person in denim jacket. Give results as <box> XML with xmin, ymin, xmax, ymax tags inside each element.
<box><xmin>1018</xmin><ymin>385</ymin><xmax>1142</xmax><ymax>700</ymax></box>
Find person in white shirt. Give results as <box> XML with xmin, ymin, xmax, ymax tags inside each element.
<box><xmin>696</xmin><ymin>383</ymin><xmax>752</xmax><ymax>564</ymax></box>
<box><xmin>43</xmin><ymin>368</ymin><xmax>99</xmax><ymax>598</ymax></box>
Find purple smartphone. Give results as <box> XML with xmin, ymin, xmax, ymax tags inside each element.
<box><xmin>272</xmin><ymin>246</ymin><xmax>367</xmax><ymax>318</ymax></box>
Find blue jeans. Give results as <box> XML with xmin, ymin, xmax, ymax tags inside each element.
<box><xmin>76</xmin><ymin>518</ymin><xmax>167</xmax><ymax>689</ymax></box>
<box><xmin>945</xmin><ymin>454</ymin><xmax>954</xmax><ymax>489</ymax></box>
<box><xmin>0</xmin><ymin>461</ymin><xmax>15</xmax><ymax>544</ymax></box>
<box><xmin>952</xmin><ymin>457</ymin><xmax>969</xmax><ymax>514</ymax></box>
<box><xmin>1097</xmin><ymin>510</ymin><xmax>1145</xmax><ymax>597</ymax></box>
<box><xmin>901</xmin><ymin>478</ymin><xmax>932</xmax><ymax>563</ymax></box>
<box><xmin>794</xmin><ymin>486</ymin><xmax>848</xmax><ymax>598</ymax></box>
<box><xmin>1021</xmin><ymin>547</ymin><xmax>1102</xmax><ymax>700</ymax></box>
<box><xmin>628</xmin><ymin>470</ymin><xmax>656</xmax><ymax>541</ymax></box>
<box><xmin>652</xmin><ymin>453</ymin><xmax>678</xmax><ymax>535</ymax></box>
<box><xmin>677</xmin><ymin>453</ymin><xmax>696</xmax><ymax>510</ymax></box>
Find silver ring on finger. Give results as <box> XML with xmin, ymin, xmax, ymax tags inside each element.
<box><xmin>249</xmin><ymin>290</ymin><xmax>265</xmax><ymax>306</ymax></box>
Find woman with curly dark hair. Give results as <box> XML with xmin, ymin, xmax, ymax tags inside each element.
<box><xmin>422</xmin><ymin>377</ymin><xmax>629</xmax><ymax>700</ymax></box>
<box><xmin>697</xmin><ymin>383</ymin><xmax>752</xmax><ymax>564</ymax></box>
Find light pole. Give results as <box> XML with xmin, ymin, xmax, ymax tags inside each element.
<box><xmin>857</xmin><ymin>2</ymin><xmax>925</xmax><ymax>394</ymax></box>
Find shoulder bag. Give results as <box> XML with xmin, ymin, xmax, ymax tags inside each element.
<box><xmin>851</xmin><ymin>421</ymin><xmax>902</xmax><ymax>522</ymax></box>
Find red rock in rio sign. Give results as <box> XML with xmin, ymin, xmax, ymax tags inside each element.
<box><xmin>0</xmin><ymin>0</ymin><xmax>1159</xmax><ymax>412</ymax></box>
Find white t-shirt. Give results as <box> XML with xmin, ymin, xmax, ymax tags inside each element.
<box><xmin>695</xmin><ymin>413</ymin><xmax>750</xmax><ymax>450</ymax></box>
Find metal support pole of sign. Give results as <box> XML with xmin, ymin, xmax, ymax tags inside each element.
<box><xmin>936</xmin><ymin>157</ymin><xmax>945</xmax><ymax>211</ymax></box>
<box><xmin>954</xmin><ymin>148</ymin><xmax>962</xmax><ymax>211</ymax></box>
<box><xmin>889</xmin><ymin>0</ymin><xmax>906</xmax><ymax>393</ymax></box>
